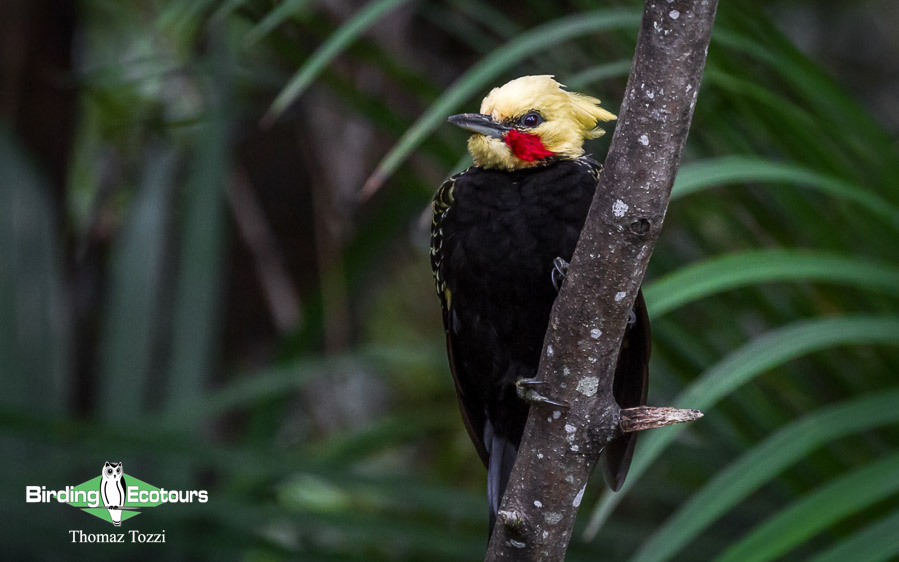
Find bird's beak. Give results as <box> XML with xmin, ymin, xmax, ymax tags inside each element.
<box><xmin>447</xmin><ymin>113</ymin><xmax>510</xmax><ymax>138</ymax></box>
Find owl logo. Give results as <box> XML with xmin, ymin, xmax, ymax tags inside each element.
<box><xmin>100</xmin><ymin>461</ymin><xmax>126</xmax><ymax>526</ymax></box>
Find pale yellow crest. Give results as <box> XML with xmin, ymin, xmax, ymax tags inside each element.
<box><xmin>467</xmin><ymin>75</ymin><xmax>617</xmax><ymax>170</ymax></box>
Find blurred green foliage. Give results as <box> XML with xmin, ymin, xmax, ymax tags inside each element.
<box><xmin>1</xmin><ymin>0</ymin><xmax>898</xmax><ymax>560</ymax></box>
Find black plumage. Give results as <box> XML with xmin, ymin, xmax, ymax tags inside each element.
<box><xmin>430</xmin><ymin>156</ymin><xmax>650</xmax><ymax>532</ymax></box>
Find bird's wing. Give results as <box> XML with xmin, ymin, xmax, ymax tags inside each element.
<box><xmin>601</xmin><ymin>288</ymin><xmax>651</xmax><ymax>491</ymax></box>
<box><xmin>430</xmin><ymin>176</ymin><xmax>453</xmax><ymax>317</ymax></box>
<box><xmin>430</xmin><ymin>174</ymin><xmax>489</xmax><ymax>467</ymax></box>
<box><xmin>445</xmin><ymin>327</ymin><xmax>489</xmax><ymax>466</ymax></box>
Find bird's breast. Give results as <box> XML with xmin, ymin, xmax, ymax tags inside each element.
<box><xmin>445</xmin><ymin>169</ymin><xmax>591</xmax><ymax>293</ymax></box>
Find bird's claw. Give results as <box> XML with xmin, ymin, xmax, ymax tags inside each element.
<box><xmin>515</xmin><ymin>378</ymin><xmax>569</xmax><ymax>408</ymax></box>
<box><xmin>551</xmin><ymin>257</ymin><xmax>569</xmax><ymax>292</ymax></box>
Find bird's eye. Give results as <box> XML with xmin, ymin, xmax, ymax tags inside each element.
<box><xmin>520</xmin><ymin>112</ymin><xmax>543</xmax><ymax>128</ymax></box>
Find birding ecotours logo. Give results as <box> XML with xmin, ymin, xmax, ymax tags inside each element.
<box><xmin>26</xmin><ymin>462</ymin><xmax>209</xmax><ymax>526</ymax></box>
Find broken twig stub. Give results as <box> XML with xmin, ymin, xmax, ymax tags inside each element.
<box><xmin>620</xmin><ymin>405</ymin><xmax>704</xmax><ymax>433</ymax></box>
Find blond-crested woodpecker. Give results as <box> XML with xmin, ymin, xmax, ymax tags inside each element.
<box><xmin>429</xmin><ymin>75</ymin><xmax>650</xmax><ymax>533</ymax></box>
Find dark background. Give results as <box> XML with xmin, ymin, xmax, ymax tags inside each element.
<box><xmin>2</xmin><ymin>0</ymin><xmax>898</xmax><ymax>559</ymax></box>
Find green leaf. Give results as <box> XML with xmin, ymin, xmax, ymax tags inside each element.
<box><xmin>98</xmin><ymin>149</ymin><xmax>177</xmax><ymax>419</ymax></box>
<box><xmin>645</xmin><ymin>250</ymin><xmax>899</xmax><ymax>318</ymax></box>
<box><xmin>584</xmin><ymin>316</ymin><xmax>899</xmax><ymax>539</ymax></box>
<box><xmin>164</xmin><ymin>86</ymin><xmax>231</xmax><ymax>417</ymax></box>
<box><xmin>0</xmin><ymin>129</ymin><xmax>67</xmax><ymax>413</ymax></box>
<box><xmin>808</xmin><ymin>508</ymin><xmax>899</xmax><ymax>562</ymax></box>
<box><xmin>243</xmin><ymin>0</ymin><xmax>311</xmax><ymax>46</ymax></box>
<box><xmin>159</xmin><ymin>343</ymin><xmax>441</xmax><ymax>423</ymax></box>
<box><xmin>263</xmin><ymin>0</ymin><xmax>412</xmax><ymax>124</ymax></box>
<box><xmin>672</xmin><ymin>156</ymin><xmax>899</xmax><ymax>228</ymax></box>
<box><xmin>631</xmin><ymin>390</ymin><xmax>899</xmax><ymax>562</ymax></box>
<box><xmin>363</xmin><ymin>9</ymin><xmax>641</xmax><ymax>194</ymax></box>
<box><xmin>717</xmin><ymin>452</ymin><xmax>899</xmax><ymax>562</ymax></box>
<box><xmin>712</xmin><ymin>26</ymin><xmax>895</xmax><ymax>169</ymax></box>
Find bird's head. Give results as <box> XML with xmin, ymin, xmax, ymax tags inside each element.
<box><xmin>448</xmin><ymin>75</ymin><xmax>617</xmax><ymax>171</ymax></box>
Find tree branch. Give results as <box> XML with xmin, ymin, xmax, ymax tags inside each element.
<box><xmin>485</xmin><ymin>1</ymin><xmax>718</xmax><ymax>560</ymax></box>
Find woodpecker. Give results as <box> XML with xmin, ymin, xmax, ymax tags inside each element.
<box><xmin>429</xmin><ymin>75</ymin><xmax>650</xmax><ymax>533</ymax></box>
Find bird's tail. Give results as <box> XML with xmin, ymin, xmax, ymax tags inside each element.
<box><xmin>485</xmin><ymin>422</ymin><xmax>518</xmax><ymax>537</ymax></box>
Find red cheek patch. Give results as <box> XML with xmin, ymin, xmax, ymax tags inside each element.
<box><xmin>504</xmin><ymin>129</ymin><xmax>555</xmax><ymax>162</ymax></box>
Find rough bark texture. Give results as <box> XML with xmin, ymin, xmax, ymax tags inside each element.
<box><xmin>620</xmin><ymin>405</ymin><xmax>704</xmax><ymax>433</ymax></box>
<box><xmin>484</xmin><ymin>1</ymin><xmax>718</xmax><ymax>560</ymax></box>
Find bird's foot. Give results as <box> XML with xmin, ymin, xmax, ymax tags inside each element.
<box><xmin>551</xmin><ymin>257</ymin><xmax>569</xmax><ymax>292</ymax></box>
<box><xmin>515</xmin><ymin>378</ymin><xmax>569</xmax><ymax>408</ymax></box>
